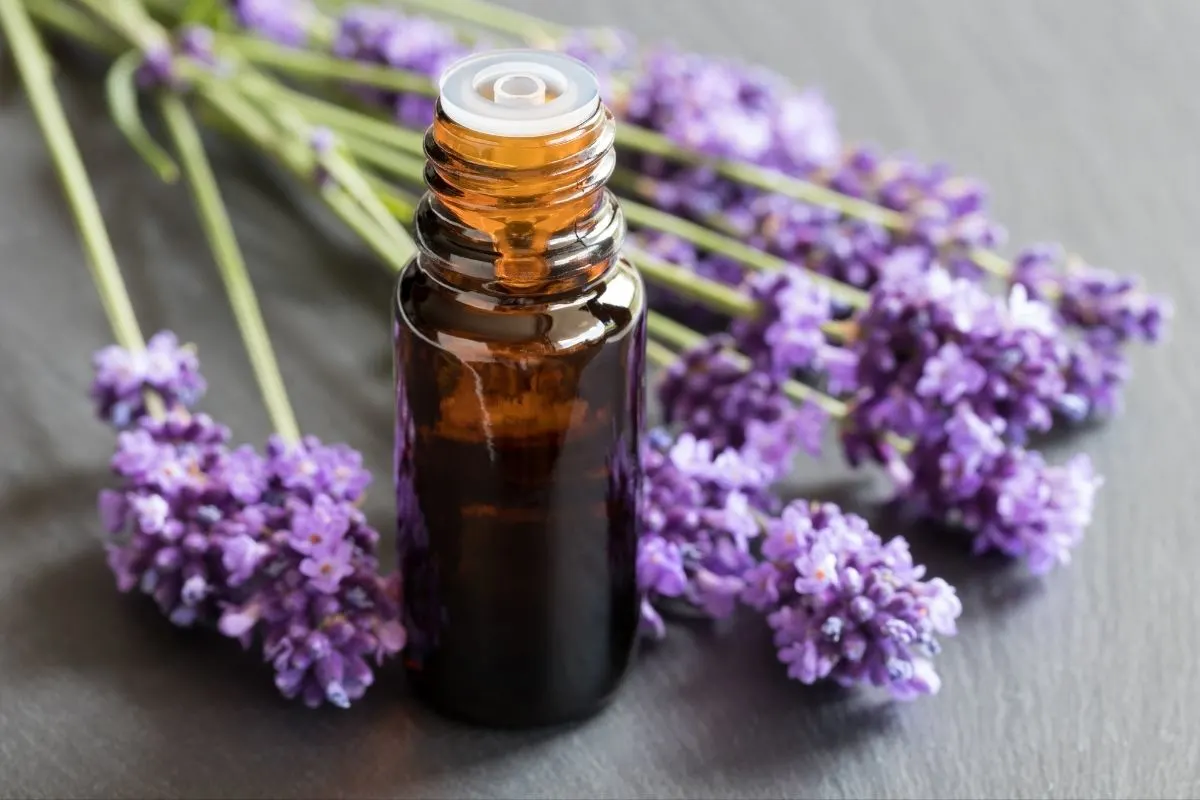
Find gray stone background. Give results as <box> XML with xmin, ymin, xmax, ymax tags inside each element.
<box><xmin>1</xmin><ymin>1</ymin><xmax>1197</xmax><ymax>798</ymax></box>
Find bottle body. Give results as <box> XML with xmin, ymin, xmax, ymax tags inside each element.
<box><xmin>393</xmin><ymin>250</ymin><xmax>645</xmax><ymax>727</ymax></box>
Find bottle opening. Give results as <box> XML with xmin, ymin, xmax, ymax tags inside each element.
<box><xmin>438</xmin><ymin>49</ymin><xmax>602</xmax><ymax>137</ymax></box>
<box><xmin>492</xmin><ymin>73</ymin><xmax>547</xmax><ymax>107</ymax></box>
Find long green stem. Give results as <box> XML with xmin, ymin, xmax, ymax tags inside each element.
<box><xmin>74</xmin><ymin>0</ymin><xmax>159</xmax><ymax>48</ymax></box>
<box><xmin>390</xmin><ymin>0</ymin><xmax>565</xmax><ymax>45</ymax></box>
<box><xmin>330</xmin><ymin>129</ymin><xmax>858</xmax><ymax>319</ymax></box>
<box><xmin>363</xmin><ymin>174</ymin><xmax>419</xmax><ymax>223</ymax></box>
<box><xmin>25</xmin><ymin>0</ymin><xmax>124</xmax><ymax>53</ymax></box>
<box><xmin>620</xmin><ymin>195</ymin><xmax>868</xmax><ymax>309</ymax></box>
<box><xmin>223</xmin><ymin>32</ymin><xmax>437</xmax><ymax>97</ymax></box>
<box><xmin>335</xmin><ymin>130</ymin><xmax>427</xmax><ymax>184</ymax></box>
<box><xmin>613</xmin><ymin>126</ymin><xmax>908</xmax><ymax>231</ymax></box>
<box><xmin>646</xmin><ymin>312</ymin><xmax>849</xmax><ymax>419</ymax></box>
<box><xmin>158</xmin><ymin>93</ymin><xmax>301</xmax><ymax>442</ymax></box>
<box><xmin>0</xmin><ymin>0</ymin><xmax>147</xmax><ymax>353</ymax></box>
<box><xmin>627</xmin><ymin>248</ymin><xmax>757</xmax><ymax>318</ymax></box>
<box><xmin>196</xmin><ymin>81</ymin><xmax>414</xmax><ymax>275</ymax></box>
<box><xmin>236</xmin><ymin>72</ymin><xmax>425</xmax><ymax>154</ymax></box>
<box><xmin>106</xmin><ymin>49</ymin><xmax>179</xmax><ymax>181</ymax></box>
<box><xmin>645</xmin><ymin>338</ymin><xmax>677</xmax><ymax>369</ymax></box>
<box><xmin>178</xmin><ymin>31</ymin><xmax>977</xmax><ymax>299</ymax></box>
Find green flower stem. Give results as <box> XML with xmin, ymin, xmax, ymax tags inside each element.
<box><xmin>613</xmin><ymin>125</ymin><xmax>906</xmax><ymax>230</ymax></box>
<box><xmin>333</xmin><ymin>130</ymin><xmax>426</xmax><ymax>186</ymax></box>
<box><xmin>971</xmin><ymin>246</ymin><xmax>1017</xmax><ymax>282</ymax></box>
<box><xmin>195</xmin><ymin>79</ymin><xmax>414</xmax><ymax>274</ymax></box>
<box><xmin>626</xmin><ymin>248</ymin><xmax>757</xmax><ymax>319</ymax></box>
<box><xmin>326</xmin><ymin>150</ymin><xmax>415</xmax><ymax>251</ymax></box>
<box><xmin>258</xmin><ymin>100</ymin><xmax>416</xmax><ymax>250</ymax></box>
<box><xmin>221</xmin><ymin>32</ymin><xmax>437</xmax><ymax>97</ymax></box>
<box><xmin>326</xmin><ymin>183</ymin><xmax>415</xmax><ymax>275</ymax></box>
<box><xmin>158</xmin><ymin>93</ymin><xmax>301</xmax><ymax>443</ymax></box>
<box><xmin>646</xmin><ymin>312</ymin><xmax>848</xmax><ymax>419</ymax></box>
<box><xmin>25</xmin><ymin>0</ymin><xmax>124</xmax><ymax>53</ymax></box>
<box><xmin>73</xmin><ymin>0</ymin><xmax>160</xmax><ymax>48</ymax></box>
<box><xmin>362</xmin><ymin>173</ymin><xmax>419</xmax><ymax>223</ymax></box>
<box><xmin>106</xmin><ymin>49</ymin><xmax>179</xmax><ymax>181</ymax></box>
<box><xmin>645</xmin><ymin>338</ymin><xmax>678</xmax><ymax>370</ymax></box>
<box><xmin>619</xmin><ymin>194</ymin><xmax>869</xmax><ymax>309</ymax></box>
<box><xmin>0</xmin><ymin>0</ymin><xmax>158</xmax><ymax>416</ymax></box>
<box><xmin>611</xmin><ymin>127</ymin><xmax>1031</xmax><ymax>283</ymax></box>
<box><xmin>236</xmin><ymin>72</ymin><xmax>426</xmax><ymax>155</ymax></box>
<box><xmin>389</xmin><ymin>0</ymin><xmax>565</xmax><ymax>45</ymax></box>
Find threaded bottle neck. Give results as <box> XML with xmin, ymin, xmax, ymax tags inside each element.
<box><xmin>416</xmin><ymin>103</ymin><xmax>624</xmax><ymax>296</ymax></box>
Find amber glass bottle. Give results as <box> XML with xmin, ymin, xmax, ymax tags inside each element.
<box><xmin>393</xmin><ymin>50</ymin><xmax>646</xmax><ymax>728</ymax></box>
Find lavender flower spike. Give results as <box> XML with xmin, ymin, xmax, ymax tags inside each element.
<box><xmin>637</xmin><ymin>429</ymin><xmax>773</xmax><ymax>637</ymax></box>
<box><xmin>898</xmin><ymin>403</ymin><xmax>1103</xmax><ymax>574</ymax></box>
<box><xmin>731</xmin><ymin>267</ymin><xmax>833</xmax><ymax>378</ymax></box>
<box><xmin>1010</xmin><ymin>244</ymin><xmax>1172</xmax><ymax>346</ymax></box>
<box><xmin>91</xmin><ymin>336</ymin><xmax>404</xmax><ymax>709</ymax></box>
<box><xmin>743</xmin><ymin>500</ymin><xmax>961</xmax><ymax>700</ymax></box>
<box><xmin>846</xmin><ymin>258</ymin><xmax>1068</xmax><ymax>456</ymax></box>
<box><xmin>91</xmin><ymin>330</ymin><xmax>206</xmax><ymax>428</ymax></box>
<box><xmin>231</xmin><ymin>0</ymin><xmax>314</xmax><ymax>47</ymax></box>
<box><xmin>659</xmin><ymin>337</ymin><xmax>828</xmax><ymax>481</ymax></box>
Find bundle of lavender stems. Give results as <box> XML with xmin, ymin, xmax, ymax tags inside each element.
<box><xmin>1</xmin><ymin>0</ymin><xmax>1170</xmax><ymax>709</ymax></box>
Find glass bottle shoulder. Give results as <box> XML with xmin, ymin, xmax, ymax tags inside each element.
<box><xmin>394</xmin><ymin>254</ymin><xmax>645</xmax><ymax>360</ymax></box>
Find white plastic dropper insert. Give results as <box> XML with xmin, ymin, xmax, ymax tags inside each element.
<box><xmin>437</xmin><ymin>49</ymin><xmax>602</xmax><ymax>138</ymax></box>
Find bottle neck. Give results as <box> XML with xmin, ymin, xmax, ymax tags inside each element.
<box><xmin>415</xmin><ymin>103</ymin><xmax>624</xmax><ymax>298</ymax></box>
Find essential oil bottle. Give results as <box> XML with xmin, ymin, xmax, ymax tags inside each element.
<box><xmin>392</xmin><ymin>50</ymin><xmax>646</xmax><ymax>728</ymax></box>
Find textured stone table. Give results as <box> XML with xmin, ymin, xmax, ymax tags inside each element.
<box><xmin>1</xmin><ymin>1</ymin><xmax>1197</xmax><ymax>798</ymax></box>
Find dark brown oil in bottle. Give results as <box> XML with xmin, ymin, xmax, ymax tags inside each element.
<box><xmin>393</xmin><ymin>52</ymin><xmax>645</xmax><ymax>728</ymax></box>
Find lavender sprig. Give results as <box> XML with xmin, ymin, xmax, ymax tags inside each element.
<box><xmin>742</xmin><ymin>500</ymin><xmax>961</xmax><ymax>699</ymax></box>
<box><xmin>650</xmin><ymin>312</ymin><xmax>1102</xmax><ymax>574</ymax></box>
<box><xmin>91</xmin><ymin>331</ymin><xmax>205</xmax><ymax>427</ymax></box>
<box><xmin>93</xmin><ymin>341</ymin><xmax>406</xmax><ymax>709</ymax></box>
<box><xmin>638</xmin><ymin>429</ymin><xmax>775</xmax><ymax>637</ymax></box>
<box><xmin>844</xmin><ymin>255</ymin><xmax>1069</xmax><ymax>450</ymax></box>
<box><xmin>229</xmin><ymin>0</ymin><xmax>314</xmax><ymax>47</ymax></box>
<box><xmin>639</xmin><ymin>426</ymin><xmax>961</xmax><ymax>698</ymax></box>
<box><xmin>658</xmin><ymin>337</ymin><xmax>828</xmax><ymax>482</ymax></box>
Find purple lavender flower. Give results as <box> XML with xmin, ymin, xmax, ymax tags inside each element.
<box><xmin>731</xmin><ymin>267</ymin><xmax>833</xmax><ymax>377</ymax></box>
<box><xmin>895</xmin><ymin>403</ymin><xmax>1103</xmax><ymax>574</ymax></box>
<box><xmin>230</xmin><ymin>0</ymin><xmax>312</xmax><ymax>47</ymax></box>
<box><xmin>299</xmin><ymin>539</ymin><xmax>356</xmax><ymax>593</ymax></box>
<box><xmin>91</xmin><ymin>331</ymin><xmax>206</xmax><ymax>428</ymax></box>
<box><xmin>219</xmin><ymin>487</ymin><xmax>403</xmax><ymax>708</ymax></box>
<box><xmin>742</xmin><ymin>500</ymin><xmax>961</xmax><ymax>699</ymax></box>
<box><xmin>1011</xmin><ymin>244</ymin><xmax>1172</xmax><ymax>346</ymax></box>
<box><xmin>845</xmin><ymin>259</ymin><xmax>1068</xmax><ymax>455</ymax></box>
<box><xmin>637</xmin><ymin>430</ymin><xmax>771</xmax><ymax>637</ymax></box>
<box><xmin>135</xmin><ymin>41</ymin><xmax>177</xmax><ymax>89</ymax></box>
<box><xmin>307</xmin><ymin>125</ymin><xmax>336</xmax><ymax>188</ymax></box>
<box><xmin>637</xmin><ymin>535</ymin><xmax>688</xmax><ymax>597</ymax></box>
<box><xmin>659</xmin><ymin>336</ymin><xmax>828</xmax><ymax>480</ymax></box>
<box><xmin>92</xmin><ymin>335</ymin><xmax>403</xmax><ymax>709</ymax></box>
<box><xmin>265</xmin><ymin>434</ymin><xmax>372</xmax><ymax>504</ymax></box>
<box><xmin>222</xmin><ymin>566</ymin><xmax>405</xmax><ymax>709</ymax></box>
<box><xmin>630</xmin><ymin>231</ymin><xmax>748</xmax><ymax>330</ymax></box>
<box><xmin>288</xmin><ymin>493</ymin><xmax>349</xmax><ymax>555</ymax></box>
<box><xmin>178</xmin><ymin>25</ymin><xmax>218</xmax><ymax>66</ymax></box>
<box><xmin>1008</xmin><ymin>244</ymin><xmax>1170</xmax><ymax>420</ymax></box>
<box><xmin>623</xmin><ymin>48</ymin><xmax>839</xmax><ymax>172</ymax></box>
<box><xmin>332</xmin><ymin>7</ymin><xmax>468</xmax><ymax>129</ymax></box>
<box><xmin>101</xmin><ymin>412</ymin><xmax>243</xmax><ymax>627</ymax></box>
<box><xmin>1059</xmin><ymin>333</ymin><xmax>1132</xmax><ymax>420</ymax></box>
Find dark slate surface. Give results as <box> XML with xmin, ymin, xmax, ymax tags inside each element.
<box><xmin>1</xmin><ymin>1</ymin><xmax>1197</xmax><ymax>797</ymax></box>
